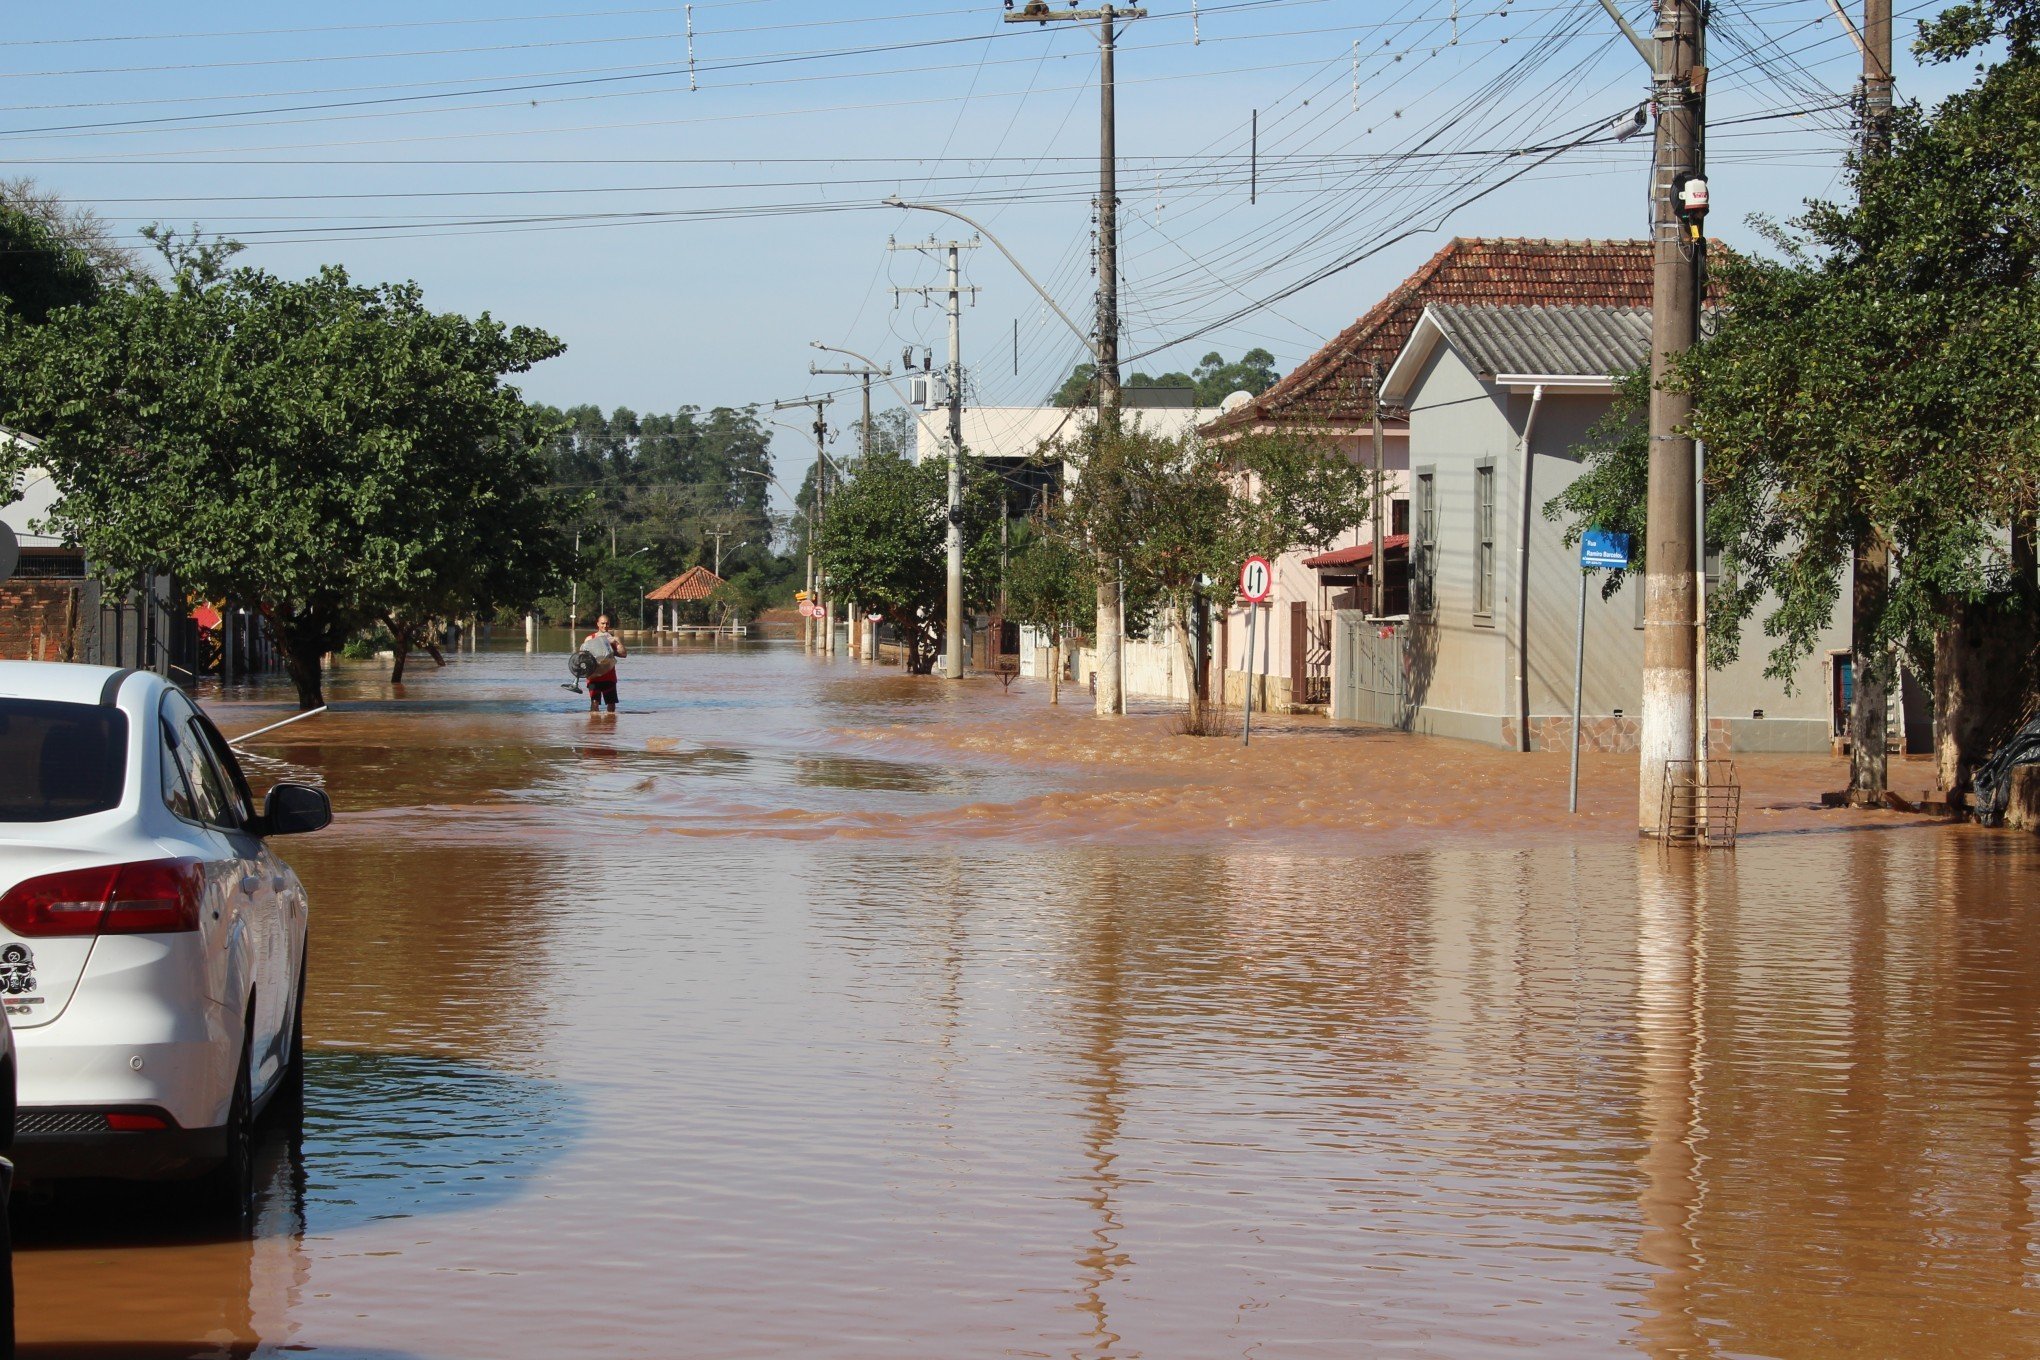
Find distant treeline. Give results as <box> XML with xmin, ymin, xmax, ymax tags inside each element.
<box><xmin>532</xmin><ymin>403</ymin><xmax>802</xmax><ymax>627</ymax></box>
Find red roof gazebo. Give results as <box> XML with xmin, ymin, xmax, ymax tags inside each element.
<box><xmin>646</xmin><ymin>566</ymin><xmax>724</xmax><ymax>631</ymax></box>
<box><xmin>646</xmin><ymin>566</ymin><xmax>723</xmax><ymax>603</ymax></box>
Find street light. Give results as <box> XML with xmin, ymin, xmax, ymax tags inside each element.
<box><xmin>882</xmin><ymin>196</ymin><xmax>1105</xmax><ymax>365</ymax></box>
<box><xmin>811</xmin><ymin>342</ymin><xmax>914</xmax><ymax>457</ymax></box>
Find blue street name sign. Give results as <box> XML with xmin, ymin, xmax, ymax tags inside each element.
<box><xmin>1581</xmin><ymin>529</ymin><xmax>1631</xmax><ymax>571</ymax></box>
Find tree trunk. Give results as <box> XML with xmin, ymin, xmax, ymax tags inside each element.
<box><xmin>423</xmin><ymin>634</ymin><xmax>447</xmax><ymax>667</ymax></box>
<box><xmin>1935</xmin><ymin>590</ymin><xmax>2040</xmax><ymax>797</ymax></box>
<box><xmin>1850</xmin><ymin>527</ymin><xmax>1891</xmax><ymax>802</ymax></box>
<box><xmin>1049</xmin><ymin>638</ymin><xmax>1061</xmax><ymax>706</ymax></box>
<box><xmin>271</xmin><ymin>613</ymin><xmax>327</xmax><ymax>711</ymax></box>
<box><xmin>1172</xmin><ymin>599</ymin><xmax>1202</xmax><ymax>730</ymax></box>
<box><xmin>387</xmin><ymin>617</ymin><xmax>413</xmax><ymax>684</ymax></box>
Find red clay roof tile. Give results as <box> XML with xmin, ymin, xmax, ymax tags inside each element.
<box><xmin>1203</xmin><ymin>237</ymin><xmax>1656</xmax><ymax>435</ymax></box>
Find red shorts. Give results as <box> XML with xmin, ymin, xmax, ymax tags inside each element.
<box><xmin>587</xmin><ymin>675</ymin><xmax>618</xmax><ymax>700</ymax></box>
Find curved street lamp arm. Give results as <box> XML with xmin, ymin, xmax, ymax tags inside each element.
<box><xmin>760</xmin><ymin>416</ymin><xmax>852</xmax><ymax>481</ymax></box>
<box><xmin>882</xmin><ymin>195</ymin><xmax>1104</xmax><ymax>367</ymax></box>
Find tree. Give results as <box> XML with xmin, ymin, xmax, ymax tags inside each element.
<box><xmin>852</xmin><ymin>406</ymin><xmax>916</xmax><ymax>458</ymax></box>
<box><xmin>1064</xmin><ymin>422</ymin><xmax>1369</xmax><ymax>728</ymax></box>
<box><xmin>1049</xmin><ymin>349</ymin><xmax>1282</xmax><ymax>408</ymax></box>
<box><xmin>0</xmin><ymin>179</ymin><xmax>136</xmax><ymax>331</ymax></box>
<box><xmin>814</xmin><ymin>450</ymin><xmax>1002</xmax><ymax>674</ymax></box>
<box><xmin>1548</xmin><ymin>2</ymin><xmax>2040</xmax><ymax>793</ymax></box>
<box><xmin>532</xmin><ymin>401</ymin><xmax>794</xmax><ymax>623</ymax></box>
<box><xmin>0</xmin><ymin>257</ymin><xmax>569</xmax><ymax>708</ymax></box>
<box><xmin>1005</xmin><ymin>516</ymin><xmax>1096</xmax><ymax>705</ymax></box>
<box><xmin>1190</xmin><ymin>348</ymin><xmax>1280</xmax><ymax>405</ymax></box>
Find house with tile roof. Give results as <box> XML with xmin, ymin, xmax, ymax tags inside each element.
<box><xmin>1198</xmin><ymin>238</ymin><xmax>1659</xmax><ymax>714</ymax></box>
<box><xmin>1351</xmin><ymin>300</ymin><xmax>1853</xmax><ymax>754</ymax></box>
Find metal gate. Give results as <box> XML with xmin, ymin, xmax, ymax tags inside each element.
<box><xmin>1332</xmin><ymin>611</ymin><xmax>1408</xmax><ymax>729</ymax></box>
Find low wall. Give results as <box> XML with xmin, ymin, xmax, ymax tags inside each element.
<box><xmin>1417</xmin><ymin>708</ymin><xmax>1830</xmax><ymax>754</ymax></box>
<box><xmin>1071</xmin><ymin>638</ymin><xmax>1196</xmax><ymax>705</ymax></box>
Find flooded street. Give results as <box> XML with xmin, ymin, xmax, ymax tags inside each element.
<box><xmin>18</xmin><ymin>636</ymin><xmax>2040</xmax><ymax>1358</ymax></box>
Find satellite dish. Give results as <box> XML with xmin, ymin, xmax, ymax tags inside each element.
<box><xmin>0</xmin><ymin>522</ymin><xmax>17</xmax><ymax>585</ymax></box>
<box><xmin>1219</xmin><ymin>390</ymin><xmax>1254</xmax><ymax>415</ymax></box>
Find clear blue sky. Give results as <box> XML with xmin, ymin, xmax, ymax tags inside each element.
<box><xmin>1</xmin><ymin>1</ymin><xmax>1971</xmax><ymax>494</ymax></box>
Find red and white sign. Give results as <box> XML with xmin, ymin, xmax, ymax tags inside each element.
<box><xmin>1239</xmin><ymin>556</ymin><xmax>1273</xmax><ymax>603</ymax></box>
<box><xmin>800</xmin><ymin>601</ymin><xmax>820</xmax><ymax>618</ymax></box>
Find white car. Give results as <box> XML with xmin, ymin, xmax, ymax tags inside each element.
<box><xmin>0</xmin><ymin>661</ymin><xmax>327</xmax><ymax>1216</ymax></box>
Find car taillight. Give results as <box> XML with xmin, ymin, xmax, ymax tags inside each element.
<box><xmin>0</xmin><ymin>858</ymin><xmax>206</xmax><ymax>936</ymax></box>
<box><xmin>106</xmin><ymin>1111</ymin><xmax>174</xmax><ymax>1132</ymax></box>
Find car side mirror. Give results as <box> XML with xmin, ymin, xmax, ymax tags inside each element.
<box><xmin>253</xmin><ymin>782</ymin><xmax>332</xmax><ymax>837</ymax></box>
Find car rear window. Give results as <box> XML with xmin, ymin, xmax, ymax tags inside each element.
<box><xmin>0</xmin><ymin>698</ymin><xmax>129</xmax><ymax>822</ymax></box>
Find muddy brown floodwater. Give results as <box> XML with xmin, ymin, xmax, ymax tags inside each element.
<box><xmin>15</xmin><ymin>634</ymin><xmax>2040</xmax><ymax>1359</ymax></box>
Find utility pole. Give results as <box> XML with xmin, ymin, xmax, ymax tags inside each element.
<box><xmin>1370</xmin><ymin>362</ymin><xmax>1387</xmax><ymax>618</ymax></box>
<box><xmin>1634</xmin><ymin>0</ymin><xmax>1708</xmax><ymax>835</ymax></box>
<box><xmin>892</xmin><ymin>237</ymin><xmax>980</xmax><ymax>678</ymax></box>
<box><xmin>774</xmin><ymin>396</ymin><xmax>834</xmax><ymax>654</ymax></box>
<box><xmin>810</xmin><ymin>354</ymin><xmax>891</xmax><ymax>457</ymax></box>
<box><xmin>1849</xmin><ymin>0</ymin><xmax>1894</xmax><ymax>803</ymax></box>
<box><xmin>1007</xmin><ymin>1</ymin><xmax>1145</xmax><ymax>716</ymax></box>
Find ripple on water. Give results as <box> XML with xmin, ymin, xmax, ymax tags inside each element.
<box><xmin>15</xmin><ymin>644</ymin><xmax>2038</xmax><ymax>1359</ymax></box>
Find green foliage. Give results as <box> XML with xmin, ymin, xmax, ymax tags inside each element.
<box><xmin>1005</xmin><ymin>516</ymin><xmax>1097</xmax><ymax>645</ymax></box>
<box><xmin>853</xmin><ymin>407</ymin><xmax>916</xmax><ymax>458</ymax></box>
<box><xmin>1061</xmin><ymin>419</ymin><xmax>1368</xmax><ymax>716</ymax></box>
<box><xmin>813</xmin><ymin>449</ymin><xmax>1003</xmax><ymax>674</ymax></box>
<box><xmin>1049</xmin><ymin>349</ymin><xmax>1282</xmax><ymax>408</ymax></box>
<box><xmin>533</xmin><ymin>401</ymin><xmax>800</xmax><ymax>622</ymax></box>
<box><xmin>1549</xmin><ymin>19</ymin><xmax>2040</xmax><ymax>691</ymax></box>
<box><xmin>0</xmin><ymin>203</ymin><xmax>103</xmax><ymax>326</ymax></box>
<box><xmin>1917</xmin><ymin>0</ymin><xmax>2040</xmax><ymax>59</ymax></box>
<box><xmin>0</xmin><ymin>256</ymin><xmax>570</xmax><ymax>708</ymax></box>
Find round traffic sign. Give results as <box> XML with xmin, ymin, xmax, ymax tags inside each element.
<box><xmin>1239</xmin><ymin>555</ymin><xmax>1273</xmax><ymax>603</ymax></box>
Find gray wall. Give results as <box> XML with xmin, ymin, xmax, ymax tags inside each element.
<box><xmin>1396</xmin><ymin>343</ymin><xmax>1843</xmax><ymax>752</ymax></box>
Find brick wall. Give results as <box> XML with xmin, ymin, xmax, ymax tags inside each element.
<box><xmin>0</xmin><ymin>579</ymin><xmax>87</xmax><ymax>661</ymax></box>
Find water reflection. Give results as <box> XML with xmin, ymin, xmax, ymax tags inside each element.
<box><xmin>12</xmin><ymin>645</ymin><xmax>2037</xmax><ymax>1358</ymax></box>
<box><xmin>14</xmin><ymin>1052</ymin><xmax>573</xmax><ymax>1355</ymax></box>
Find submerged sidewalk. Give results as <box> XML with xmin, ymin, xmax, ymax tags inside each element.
<box><xmin>841</xmin><ymin>676</ymin><xmax>1950</xmax><ymax>851</ymax></box>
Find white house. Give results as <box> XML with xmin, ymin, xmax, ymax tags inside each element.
<box><xmin>1354</xmin><ymin>302</ymin><xmax>1851</xmax><ymax>753</ymax></box>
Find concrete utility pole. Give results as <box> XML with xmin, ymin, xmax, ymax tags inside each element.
<box><xmin>774</xmin><ymin>396</ymin><xmax>835</xmax><ymax>654</ymax></box>
<box><xmin>1850</xmin><ymin>0</ymin><xmax>1894</xmax><ymax>803</ymax></box>
<box><xmin>891</xmin><ymin>238</ymin><xmax>980</xmax><ymax>678</ymax></box>
<box><xmin>1636</xmin><ymin>0</ymin><xmax>1708</xmax><ymax>835</ymax></box>
<box><xmin>1370</xmin><ymin>362</ymin><xmax>1387</xmax><ymax>618</ymax></box>
<box><xmin>1007</xmin><ymin>1</ymin><xmax>1145</xmax><ymax>716</ymax></box>
<box><xmin>810</xmin><ymin>343</ymin><xmax>903</xmax><ymax>457</ymax></box>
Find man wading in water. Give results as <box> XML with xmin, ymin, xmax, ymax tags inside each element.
<box><xmin>582</xmin><ymin>614</ymin><xmax>627</xmax><ymax>712</ymax></box>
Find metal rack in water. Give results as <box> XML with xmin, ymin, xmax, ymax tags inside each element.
<box><xmin>1659</xmin><ymin>759</ymin><xmax>1742</xmax><ymax>848</ymax></box>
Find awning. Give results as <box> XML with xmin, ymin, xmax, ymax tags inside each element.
<box><xmin>1304</xmin><ymin>534</ymin><xmax>1407</xmax><ymax>570</ymax></box>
